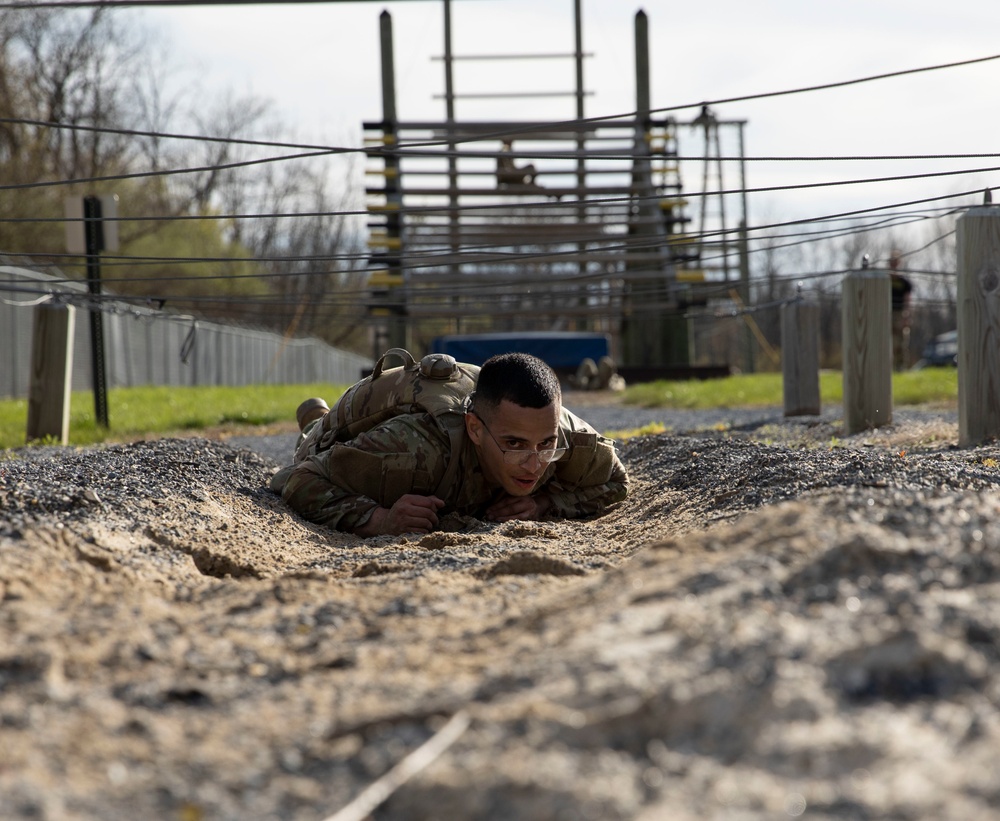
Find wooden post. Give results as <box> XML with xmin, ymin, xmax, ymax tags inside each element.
<box><xmin>958</xmin><ymin>198</ymin><xmax>1000</xmax><ymax>446</ymax></box>
<box><xmin>27</xmin><ymin>303</ymin><xmax>75</xmax><ymax>444</ymax></box>
<box><xmin>842</xmin><ymin>264</ymin><xmax>892</xmax><ymax>434</ymax></box>
<box><xmin>621</xmin><ymin>10</ymin><xmax>690</xmax><ymax>368</ymax></box>
<box><xmin>781</xmin><ymin>290</ymin><xmax>820</xmax><ymax>416</ymax></box>
<box><xmin>378</xmin><ymin>10</ymin><xmax>407</xmax><ymax>353</ymax></box>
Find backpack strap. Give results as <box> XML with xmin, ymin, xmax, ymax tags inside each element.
<box><xmin>433</xmin><ymin>412</ymin><xmax>469</xmax><ymax>499</ymax></box>
<box><xmin>371</xmin><ymin>347</ymin><xmax>416</xmax><ymax>378</ymax></box>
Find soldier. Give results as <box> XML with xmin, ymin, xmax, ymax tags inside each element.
<box><xmin>496</xmin><ymin>139</ymin><xmax>538</xmax><ymax>189</ymax></box>
<box><xmin>270</xmin><ymin>352</ymin><xmax>629</xmax><ymax>536</ymax></box>
<box><xmin>889</xmin><ymin>249</ymin><xmax>913</xmax><ymax>371</ymax></box>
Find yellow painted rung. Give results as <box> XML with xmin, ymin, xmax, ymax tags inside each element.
<box><xmin>669</xmin><ymin>233</ymin><xmax>696</xmax><ymax>244</ymax></box>
<box><xmin>367</xmin><ymin>235</ymin><xmax>403</xmax><ymax>250</ymax></box>
<box><xmin>365</xmin><ymin>167</ymin><xmax>399</xmax><ymax>178</ymax></box>
<box><xmin>370</xmin><ymin>307</ymin><xmax>391</xmax><ymax>316</ymax></box>
<box><xmin>368</xmin><ymin>202</ymin><xmax>401</xmax><ymax>212</ymax></box>
<box><xmin>660</xmin><ymin>197</ymin><xmax>688</xmax><ymax>209</ymax></box>
<box><xmin>369</xmin><ymin>270</ymin><xmax>404</xmax><ymax>288</ymax></box>
<box><xmin>676</xmin><ymin>269</ymin><xmax>705</xmax><ymax>283</ymax></box>
<box><xmin>363</xmin><ymin>134</ymin><xmax>396</xmax><ymax>145</ymax></box>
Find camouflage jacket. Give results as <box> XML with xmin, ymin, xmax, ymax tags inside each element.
<box><xmin>270</xmin><ymin>407</ymin><xmax>629</xmax><ymax>533</ymax></box>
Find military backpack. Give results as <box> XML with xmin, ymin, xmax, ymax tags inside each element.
<box><xmin>294</xmin><ymin>348</ymin><xmax>479</xmax><ymax>491</ymax></box>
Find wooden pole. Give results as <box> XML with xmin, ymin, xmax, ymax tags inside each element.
<box><xmin>781</xmin><ymin>289</ymin><xmax>820</xmax><ymax>416</ymax></box>
<box><xmin>621</xmin><ymin>10</ymin><xmax>689</xmax><ymax>368</ymax></box>
<box><xmin>738</xmin><ymin>220</ymin><xmax>755</xmax><ymax>373</ymax></box>
<box><xmin>573</xmin><ymin>0</ymin><xmax>587</xmax><ymax>332</ymax></box>
<box><xmin>442</xmin><ymin>0</ymin><xmax>460</xmax><ymax>333</ymax></box>
<box><xmin>378</xmin><ymin>10</ymin><xmax>406</xmax><ymax>354</ymax></box>
<box><xmin>27</xmin><ymin>303</ymin><xmax>75</xmax><ymax>444</ymax></box>
<box><xmin>958</xmin><ymin>197</ymin><xmax>1000</xmax><ymax>446</ymax></box>
<box><xmin>842</xmin><ymin>263</ymin><xmax>892</xmax><ymax>434</ymax></box>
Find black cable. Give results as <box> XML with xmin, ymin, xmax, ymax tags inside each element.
<box><xmin>0</xmin><ymin>147</ymin><xmax>338</xmax><ymax>192</ymax></box>
<box><xmin>0</xmin><ymin>115</ymin><xmax>354</xmax><ymax>153</ymax></box>
<box><xmin>5</xmin><ymin>194</ymin><xmax>966</xmax><ymax>283</ymax></box>
<box><xmin>6</xmin><ymin>103</ymin><xmax>1000</xmax><ymax>168</ymax></box>
<box><xmin>3</xmin><ymin>155</ymin><xmax>995</xmax><ymax>226</ymax></box>
<box><xmin>1</xmin><ymin>0</ymin><xmax>348</xmax><ymax>7</ymax></box>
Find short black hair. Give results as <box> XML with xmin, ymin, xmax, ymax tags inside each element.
<box><xmin>473</xmin><ymin>353</ymin><xmax>561</xmax><ymax>417</ymax></box>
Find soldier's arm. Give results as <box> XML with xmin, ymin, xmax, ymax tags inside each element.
<box><xmin>354</xmin><ymin>494</ymin><xmax>446</xmax><ymax>536</ymax></box>
<box><xmin>276</xmin><ymin>415</ymin><xmax>450</xmax><ymax>534</ymax></box>
<box><xmin>541</xmin><ymin>410</ymin><xmax>630</xmax><ymax>518</ymax></box>
<box><xmin>544</xmin><ymin>445</ymin><xmax>629</xmax><ymax>518</ymax></box>
<box><xmin>276</xmin><ymin>457</ymin><xmax>379</xmax><ymax>533</ymax></box>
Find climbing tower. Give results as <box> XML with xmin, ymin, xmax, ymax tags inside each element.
<box><xmin>363</xmin><ymin>2</ymin><xmax>747</xmax><ymax>371</ymax></box>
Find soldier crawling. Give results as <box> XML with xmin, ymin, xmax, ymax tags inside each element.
<box><xmin>270</xmin><ymin>351</ymin><xmax>629</xmax><ymax>536</ymax></box>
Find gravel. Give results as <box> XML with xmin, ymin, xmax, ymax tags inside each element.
<box><xmin>4</xmin><ymin>401</ymin><xmax>1000</xmax><ymax>821</ymax></box>
<box><xmin>224</xmin><ymin>402</ymin><xmax>961</xmax><ymax>466</ymax></box>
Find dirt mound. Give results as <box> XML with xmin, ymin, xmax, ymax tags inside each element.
<box><xmin>2</xmin><ymin>417</ymin><xmax>1000</xmax><ymax>820</ymax></box>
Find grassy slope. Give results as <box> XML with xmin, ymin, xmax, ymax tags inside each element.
<box><xmin>0</xmin><ymin>383</ymin><xmax>348</xmax><ymax>450</ymax></box>
<box><xmin>0</xmin><ymin>369</ymin><xmax>958</xmax><ymax>450</ymax></box>
<box><xmin>621</xmin><ymin>368</ymin><xmax>958</xmax><ymax>410</ymax></box>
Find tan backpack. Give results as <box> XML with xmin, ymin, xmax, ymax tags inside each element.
<box><xmin>295</xmin><ymin>349</ymin><xmax>479</xmax><ymax>492</ymax></box>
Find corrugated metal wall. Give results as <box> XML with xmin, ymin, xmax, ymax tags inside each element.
<box><xmin>1</xmin><ymin>265</ymin><xmax>372</xmax><ymax>399</ymax></box>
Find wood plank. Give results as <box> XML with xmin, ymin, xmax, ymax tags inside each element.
<box><xmin>842</xmin><ymin>269</ymin><xmax>892</xmax><ymax>434</ymax></box>
<box><xmin>958</xmin><ymin>205</ymin><xmax>1000</xmax><ymax>445</ymax></box>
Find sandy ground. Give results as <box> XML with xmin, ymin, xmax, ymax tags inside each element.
<box><xmin>2</xmin><ymin>401</ymin><xmax>1000</xmax><ymax>820</ymax></box>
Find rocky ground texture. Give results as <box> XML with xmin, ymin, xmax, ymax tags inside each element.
<box><xmin>2</xmin><ymin>399</ymin><xmax>999</xmax><ymax>820</ymax></box>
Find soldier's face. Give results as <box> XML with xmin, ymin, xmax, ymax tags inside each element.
<box><xmin>467</xmin><ymin>399</ymin><xmax>561</xmax><ymax>496</ymax></box>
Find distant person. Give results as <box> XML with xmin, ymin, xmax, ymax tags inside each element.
<box><xmin>571</xmin><ymin>357</ymin><xmax>599</xmax><ymax>389</ymax></box>
<box><xmin>889</xmin><ymin>249</ymin><xmax>913</xmax><ymax>370</ymax></box>
<box><xmin>571</xmin><ymin>356</ymin><xmax>626</xmax><ymax>391</ymax></box>
<box><xmin>496</xmin><ymin>139</ymin><xmax>539</xmax><ymax>189</ymax></box>
<box><xmin>271</xmin><ymin>352</ymin><xmax>629</xmax><ymax>536</ymax></box>
<box><xmin>597</xmin><ymin>355</ymin><xmax>626</xmax><ymax>391</ymax></box>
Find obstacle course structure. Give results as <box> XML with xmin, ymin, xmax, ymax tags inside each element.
<box><xmin>364</xmin><ymin>4</ymin><xmax>748</xmax><ymax>372</ymax></box>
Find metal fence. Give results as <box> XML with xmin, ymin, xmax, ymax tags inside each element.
<box><xmin>1</xmin><ymin>264</ymin><xmax>372</xmax><ymax>399</ymax></box>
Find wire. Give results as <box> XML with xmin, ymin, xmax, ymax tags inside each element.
<box><xmin>2</xmin><ymin>14</ymin><xmax>988</xmax><ymax>334</ymax></box>
<box><xmin>0</xmin><ymin>115</ymin><xmax>353</xmax><ymax>154</ymax></box>
<box><xmin>7</xmin><ymin>106</ymin><xmax>1000</xmax><ymax>168</ymax></box>
<box><xmin>1</xmin><ymin>0</ymin><xmax>350</xmax><ymax>7</ymax></box>
<box><xmin>0</xmin><ymin>292</ymin><xmax>54</xmax><ymax>307</ymax></box>
<box><xmin>0</xmin><ymin>148</ymin><xmax>338</xmax><ymax>192</ymax></box>
<box><xmin>655</xmin><ymin>52</ymin><xmax>1000</xmax><ymax>115</ymax></box>
<box><xmin>359</xmin><ymin>53</ymin><xmax>1000</xmax><ymax>150</ymax></box>
<box><xmin>1</xmin><ymin>192</ymin><xmax>967</xmax><ymax>289</ymax></box>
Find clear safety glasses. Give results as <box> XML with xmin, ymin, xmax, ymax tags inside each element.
<box><xmin>475</xmin><ymin>415</ymin><xmax>567</xmax><ymax>466</ymax></box>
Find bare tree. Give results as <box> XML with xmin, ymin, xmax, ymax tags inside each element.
<box><xmin>0</xmin><ymin>7</ymin><xmax>369</xmax><ymax>352</ymax></box>
<box><xmin>6</xmin><ymin>8</ymin><xmax>141</xmax><ymax>180</ymax></box>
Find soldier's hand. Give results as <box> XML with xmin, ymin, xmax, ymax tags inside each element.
<box><xmin>361</xmin><ymin>494</ymin><xmax>445</xmax><ymax>536</ymax></box>
<box><xmin>485</xmin><ymin>493</ymin><xmax>550</xmax><ymax>522</ymax></box>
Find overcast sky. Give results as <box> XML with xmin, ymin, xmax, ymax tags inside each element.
<box><xmin>139</xmin><ymin>0</ymin><xmax>1000</xmax><ymax>233</ymax></box>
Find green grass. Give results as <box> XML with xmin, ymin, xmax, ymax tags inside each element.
<box><xmin>0</xmin><ymin>367</ymin><xmax>960</xmax><ymax>451</ymax></box>
<box><xmin>622</xmin><ymin>367</ymin><xmax>958</xmax><ymax>410</ymax></box>
<box><xmin>0</xmin><ymin>383</ymin><xmax>349</xmax><ymax>450</ymax></box>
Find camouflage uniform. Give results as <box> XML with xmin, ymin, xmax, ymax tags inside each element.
<box><xmin>270</xmin><ymin>407</ymin><xmax>629</xmax><ymax>533</ymax></box>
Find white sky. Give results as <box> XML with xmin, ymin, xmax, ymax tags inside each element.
<box><xmin>138</xmin><ymin>0</ymin><xmax>1000</xmax><ymax>233</ymax></box>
